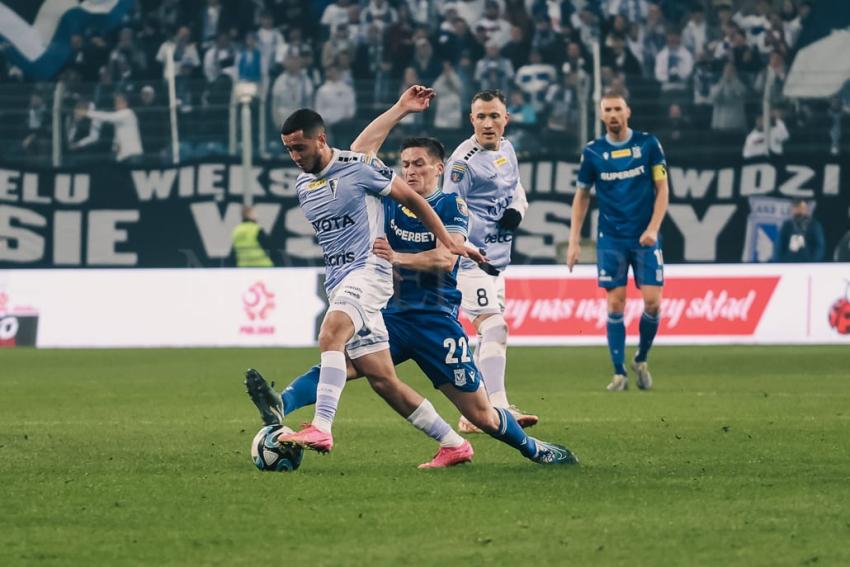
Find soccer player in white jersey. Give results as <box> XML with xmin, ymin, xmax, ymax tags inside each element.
<box><xmin>275</xmin><ymin>108</ymin><xmax>485</xmax><ymax>453</ymax></box>
<box><xmin>444</xmin><ymin>90</ymin><xmax>537</xmax><ymax>433</ymax></box>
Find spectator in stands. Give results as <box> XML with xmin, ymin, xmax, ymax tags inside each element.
<box><xmin>360</xmin><ymin>0</ymin><xmax>397</xmax><ymax>33</ymax></box>
<box><xmin>780</xmin><ymin>0</ymin><xmax>803</xmax><ymax>49</ymax></box>
<box><xmin>203</xmin><ymin>32</ymin><xmax>237</xmax><ymax>84</ymax></box>
<box><xmin>65</xmin><ymin>35</ymin><xmax>100</xmax><ymax>82</ymax></box>
<box><xmin>255</xmin><ymin>11</ymin><xmax>285</xmax><ymax>84</ymax></box>
<box><xmin>608</xmin><ymin>0</ymin><xmax>650</xmax><ymax>27</ymax></box>
<box><xmin>775</xmin><ymin>199</ymin><xmax>825</xmax><ymax>263</ymax></box>
<box><xmin>21</xmin><ymin>93</ymin><xmax>50</xmax><ymax>157</ymax></box>
<box><xmin>603</xmin><ymin>33</ymin><xmax>642</xmax><ymax>80</ymax></box>
<box><xmin>503</xmin><ymin>0</ymin><xmax>533</xmax><ymax>39</ymax></box>
<box><xmin>545</xmin><ymin>68</ymin><xmax>583</xmax><ymax>135</ymax></box>
<box><xmin>432</xmin><ymin>61</ymin><xmax>464</xmax><ymax>130</ymax></box>
<box><xmin>508</xmin><ymin>90</ymin><xmax>536</xmax><ymax>125</ymax></box>
<box><xmin>271</xmin><ymin>56</ymin><xmax>314</xmax><ymax>126</ymax></box>
<box><xmin>478</xmin><ymin>1</ymin><xmax>512</xmax><ymax>49</ymax></box>
<box><xmin>93</xmin><ymin>65</ymin><xmax>118</xmax><ymax>109</ymax></box>
<box><xmin>442</xmin><ymin>0</ymin><xmax>485</xmax><ymax>27</ymax></box>
<box><xmin>710</xmin><ymin>62</ymin><xmax>747</xmax><ymax>132</ymax></box>
<box><xmin>135</xmin><ymin>85</ymin><xmax>167</xmax><ymax>159</ymax></box>
<box><xmin>81</xmin><ymin>93</ymin><xmax>143</xmax><ymax>163</ymax></box>
<box><xmin>353</xmin><ymin>24</ymin><xmax>384</xmax><ymax>80</ymax></box>
<box><xmin>729</xmin><ymin>25</ymin><xmax>762</xmax><ymax>83</ymax></box>
<box><xmin>755</xmin><ymin>51</ymin><xmax>788</xmax><ymax>109</ymax></box>
<box><xmin>156</xmin><ymin>26</ymin><xmax>200</xmax><ymax>78</ymax></box>
<box><xmin>195</xmin><ymin>0</ymin><xmax>232</xmax><ymax>50</ymax></box>
<box><xmin>398</xmin><ymin>67</ymin><xmax>425</xmax><ymax>127</ymax></box>
<box><xmin>682</xmin><ymin>5</ymin><xmax>710</xmax><ymax>58</ymax></box>
<box><xmin>692</xmin><ymin>49</ymin><xmax>718</xmax><ymax>127</ymax></box>
<box><xmin>438</xmin><ymin>16</ymin><xmax>478</xmax><ymax>64</ymax></box>
<box><xmin>237</xmin><ymin>33</ymin><xmax>262</xmax><ymax>84</ymax></box>
<box><xmin>109</xmin><ymin>28</ymin><xmax>150</xmax><ymax>81</ymax></box>
<box><xmin>515</xmin><ymin>49</ymin><xmax>556</xmax><ymax>112</ymax></box>
<box><xmin>501</xmin><ymin>25</ymin><xmax>530</xmax><ymax>72</ymax></box>
<box><xmin>372</xmin><ymin>58</ymin><xmax>398</xmax><ymax>108</ymax></box>
<box><xmin>314</xmin><ymin>66</ymin><xmax>356</xmax><ymax>129</ymax></box>
<box><xmin>474</xmin><ymin>42</ymin><xmax>514</xmax><ymax>93</ymax></box>
<box><xmin>733</xmin><ymin>0</ymin><xmax>772</xmax><ymax>57</ymax></box>
<box><xmin>661</xmin><ymin>102</ymin><xmax>692</xmax><ymax>146</ymax></box>
<box><xmin>410</xmin><ymin>38</ymin><xmax>441</xmax><ymax>86</ymax></box>
<box><xmin>655</xmin><ymin>30</ymin><xmax>693</xmax><ymax>98</ymax></box>
<box><xmin>564</xmin><ymin>40</ymin><xmax>591</xmax><ymax>76</ymax></box>
<box><xmin>274</xmin><ymin>28</ymin><xmax>313</xmax><ymax>75</ymax></box>
<box><xmin>743</xmin><ymin>112</ymin><xmax>790</xmax><ymax>158</ymax></box>
<box><xmin>531</xmin><ymin>16</ymin><xmax>563</xmax><ymax>66</ymax></box>
<box><xmin>640</xmin><ymin>3</ymin><xmax>667</xmax><ymax>77</ymax></box>
<box><xmin>66</xmin><ymin>98</ymin><xmax>102</xmax><ymax>161</ymax></box>
<box><xmin>320</xmin><ymin>0</ymin><xmax>353</xmax><ymax>38</ymax></box>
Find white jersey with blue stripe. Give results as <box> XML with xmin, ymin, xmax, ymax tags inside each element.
<box><xmin>296</xmin><ymin>148</ymin><xmax>395</xmax><ymax>293</ymax></box>
<box><xmin>444</xmin><ymin>135</ymin><xmax>520</xmax><ymax>271</ymax></box>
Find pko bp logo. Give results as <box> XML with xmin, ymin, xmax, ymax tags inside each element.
<box><xmin>828</xmin><ymin>282</ymin><xmax>850</xmax><ymax>335</ymax></box>
<box><xmin>243</xmin><ymin>281</ymin><xmax>275</xmax><ymax>321</ymax></box>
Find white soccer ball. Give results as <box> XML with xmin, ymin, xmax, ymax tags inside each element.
<box><xmin>250</xmin><ymin>425</ymin><xmax>304</xmax><ymax>472</ymax></box>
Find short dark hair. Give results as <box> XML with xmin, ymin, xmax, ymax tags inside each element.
<box><xmin>281</xmin><ymin>108</ymin><xmax>325</xmax><ymax>137</ymax></box>
<box><xmin>400</xmin><ymin>137</ymin><xmax>446</xmax><ymax>162</ymax></box>
<box><xmin>471</xmin><ymin>89</ymin><xmax>507</xmax><ymax>107</ymax></box>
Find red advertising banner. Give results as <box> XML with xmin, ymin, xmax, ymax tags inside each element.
<box><xmin>460</xmin><ymin>276</ymin><xmax>781</xmax><ymax>337</ymax></box>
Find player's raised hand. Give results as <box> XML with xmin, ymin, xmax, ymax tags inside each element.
<box><xmin>396</xmin><ymin>85</ymin><xmax>435</xmax><ymax>114</ymax></box>
<box><xmin>372</xmin><ymin>237</ymin><xmax>395</xmax><ymax>265</ymax></box>
<box><xmin>639</xmin><ymin>229</ymin><xmax>658</xmax><ymax>247</ymax></box>
<box><xmin>566</xmin><ymin>242</ymin><xmax>581</xmax><ymax>272</ymax></box>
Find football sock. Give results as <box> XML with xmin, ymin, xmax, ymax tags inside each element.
<box><xmin>406</xmin><ymin>399</ymin><xmax>465</xmax><ymax>448</ymax></box>
<box><xmin>281</xmin><ymin>365</ymin><xmax>320</xmax><ymax>415</ymax></box>
<box><xmin>478</xmin><ymin>316</ymin><xmax>509</xmax><ymax>408</ymax></box>
<box><xmin>636</xmin><ymin>311</ymin><xmax>660</xmax><ymax>363</ymax></box>
<box><xmin>312</xmin><ymin>350</ymin><xmax>347</xmax><ymax>433</ymax></box>
<box><xmin>491</xmin><ymin>407</ymin><xmax>537</xmax><ymax>458</ymax></box>
<box><xmin>607</xmin><ymin>311</ymin><xmax>627</xmax><ymax>375</ymax></box>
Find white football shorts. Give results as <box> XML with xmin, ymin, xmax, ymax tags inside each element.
<box><xmin>457</xmin><ymin>265</ymin><xmax>505</xmax><ymax>320</ymax></box>
<box><xmin>325</xmin><ymin>267</ymin><xmax>392</xmax><ymax>359</ymax></box>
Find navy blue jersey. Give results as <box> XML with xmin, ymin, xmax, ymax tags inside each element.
<box><xmin>576</xmin><ymin>129</ymin><xmax>667</xmax><ymax>240</ymax></box>
<box><xmin>383</xmin><ymin>189</ymin><xmax>469</xmax><ymax>316</ymax></box>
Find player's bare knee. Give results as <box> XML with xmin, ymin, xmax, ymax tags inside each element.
<box><xmin>644</xmin><ymin>298</ymin><xmax>661</xmax><ymax>315</ymax></box>
<box><xmin>468</xmin><ymin>407</ymin><xmax>500</xmax><ymax>433</ymax></box>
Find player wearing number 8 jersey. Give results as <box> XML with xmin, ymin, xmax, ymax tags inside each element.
<box><xmin>567</xmin><ymin>90</ymin><xmax>670</xmax><ymax>392</ymax></box>
<box><xmin>444</xmin><ymin>90</ymin><xmax>538</xmax><ymax>432</ymax></box>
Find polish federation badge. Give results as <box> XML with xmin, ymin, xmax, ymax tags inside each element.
<box><xmin>450</xmin><ymin>161</ymin><xmax>466</xmax><ymax>183</ymax></box>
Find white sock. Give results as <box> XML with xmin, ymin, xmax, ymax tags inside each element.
<box><xmin>312</xmin><ymin>350</ymin><xmax>347</xmax><ymax>433</ymax></box>
<box><xmin>406</xmin><ymin>399</ymin><xmax>465</xmax><ymax>448</ymax></box>
<box><xmin>488</xmin><ymin>390</ymin><xmax>510</xmax><ymax>409</ymax></box>
<box><xmin>478</xmin><ymin>317</ymin><xmax>509</xmax><ymax>409</ymax></box>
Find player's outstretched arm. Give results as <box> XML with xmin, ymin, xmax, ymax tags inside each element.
<box><xmin>373</xmin><ymin>235</ymin><xmax>463</xmax><ymax>273</ymax></box>
<box><xmin>639</xmin><ymin>175</ymin><xmax>669</xmax><ymax>247</ymax></box>
<box><xmin>498</xmin><ymin>182</ymin><xmax>529</xmax><ymax>230</ymax></box>
<box><xmin>567</xmin><ymin>187</ymin><xmax>591</xmax><ymax>272</ymax></box>
<box><xmin>388</xmin><ymin>177</ymin><xmax>487</xmax><ymax>264</ymax></box>
<box><xmin>350</xmin><ymin>85</ymin><xmax>435</xmax><ymax>156</ymax></box>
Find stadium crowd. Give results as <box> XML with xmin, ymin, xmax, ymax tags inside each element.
<box><xmin>1</xmin><ymin>0</ymin><xmax>849</xmax><ymax>164</ymax></box>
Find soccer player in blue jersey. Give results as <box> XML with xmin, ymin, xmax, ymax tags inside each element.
<box><xmin>567</xmin><ymin>90</ymin><xmax>669</xmax><ymax>391</ymax></box>
<box><xmin>247</xmin><ymin>87</ymin><xmax>578</xmax><ymax>467</ymax></box>
<box><xmin>266</xmin><ymin>106</ymin><xmax>485</xmax><ymax>454</ymax></box>
<box><xmin>444</xmin><ymin>90</ymin><xmax>538</xmax><ymax>433</ymax></box>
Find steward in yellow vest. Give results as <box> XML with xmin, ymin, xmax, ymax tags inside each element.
<box><xmin>232</xmin><ymin>206</ymin><xmax>273</xmax><ymax>267</ymax></box>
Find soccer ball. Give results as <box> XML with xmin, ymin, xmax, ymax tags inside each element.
<box><xmin>251</xmin><ymin>424</ymin><xmax>304</xmax><ymax>472</ymax></box>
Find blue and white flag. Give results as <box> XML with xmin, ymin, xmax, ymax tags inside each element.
<box><xmin>784</xmin><ymin>0</ymin><xmax>850</xmax><ymax>98</ymax></box>
<box><xmin>0</xmin><ymin>0</ymin><xmax>133</xmax><ymax>80</ymax></box>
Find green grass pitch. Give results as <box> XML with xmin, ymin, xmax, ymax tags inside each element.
<box><xmin>2</xmin><ymin>346</ymin><xmax>849</xmax><ymax>566</ymax></box>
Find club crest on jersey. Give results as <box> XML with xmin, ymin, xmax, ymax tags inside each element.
<box><xmin>603</xmin><ymin>152</ymin><xmax>609</xmax><ymax>160</ymax></box>
<box><xmin>454</xmin><ymin>368</ymin><xmax>467</xmax><ymax>387</ymax></box>
<box><xmin>455</xmin><ymin>197</ymin><xmax>468</xmax><ymax>216</ymax></box>
<box><xmin>329</xmin><ymin>178</ymin><xmax>339</xmax><ymax>199</ymax></box>
<box><xmin>450</xmin><ymin>161</ymin><xmax>466</xmax><ymax>183</ymax></box>
<box><xmin>307</xmin><ymin>178</ymin><xmax>327</xmax><ymax>191</ymax></box>
<box><xmin>632</xmin><ymin>146</ymin><xmax>642</xmax><ymax>158</ymax></box>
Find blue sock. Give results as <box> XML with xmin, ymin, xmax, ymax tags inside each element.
<box><xmin>280</xmin><ymin>365</ymin><xmax>320</xmax><ymax>415</ymax></box>
<box><xmin>607</xmin><ymin>311</ymin><xmax>627</xmax><ymax>375</ymax></box>
<box><xmin>491</xmin><ymin>407</ymin><xmax>538</xmax><ymax>459</ymax></box>
<box><xmin>636</xmin><ymin>311</ymin><xmax>660</xmax><ymax>363</ymax></box>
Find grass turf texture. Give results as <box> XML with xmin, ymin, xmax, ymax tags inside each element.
<box><xmin>1</xmin><ymin>346</ymin><xmax>849</xmax><ymax>566</ymax></box>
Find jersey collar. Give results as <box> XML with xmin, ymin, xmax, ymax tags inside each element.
<box><xmin>424</xmin><ymin>187</ymin><xmax>442</xmax><ymax>202</ymax></box>
<box><xmin>314</xmin><ymin>147</ymin><xmax>338</xmax><ymax>178</ymax></box>
<box><xmin>605</xmin><ymin>128</ymin><xmax>633</xmax><ymax>147</ymax></box>
<box><xmin>470</xmin><ymin>134</ymin><xmax>503</xmax><ymax>152</ymax></box>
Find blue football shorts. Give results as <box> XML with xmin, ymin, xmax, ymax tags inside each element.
<box><xmin>596</xmin><ymin>234</ymin><xmax>664</xmax><ymax>289</ymax></box>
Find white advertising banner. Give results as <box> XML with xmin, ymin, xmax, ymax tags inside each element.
<box><xmin>1</xmin><ymin>264</ymin><xmax>848</xmax><ymax>348</ymax></box>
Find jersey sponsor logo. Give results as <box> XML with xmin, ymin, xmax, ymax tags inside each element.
<box><xmin>494</xmin><ymin>156</ymin><xmax>508</xmax><ymax>167</ymax></box>
<box><xmin>323</xmin><ymin>251</ymin><xmax>356</xmax><ymax>266</ymax></box>
<box><xmin>450</xmin><ymin>161</ymin><xmax>466</xmax><ymax>183</ymax></box>
<box><xmin>307</xmin><ymin>178</ymin><xmax>327</xmax><ymax>191</ymax></box>
<box><xmin>600</xmin><ymin>165</ymin><xmax>646</xmax><ymax>181</ymax></box>
<box><xmin>400</xmin><ymin>205</ymin><xmax>418</xmax><ymax>218</ymax></box>
<box><xmin>455</xmin><ymin>197</ymin><xmax>468</xmax><ymax>216</ymax></box>
<box><xmin>652</xmin><ymin>164</ymin><xmax>668</xmax><ymax>180</ymax></box>
<box><xmin>311</xmin><ymin>214</ymin><xmax>355</xmax><ymax>233</ymax></box>
<box><xmin>611</xmin><ymin>148</ymin><xmax>632</xmax><ymax>159</ymax></box>
<box><xmin>484</xmin><ymin>232</ymin><xmax>513</xmax><ymax>244</ymax></box>
<box><xmin>389</xmin><ymin>218</ymin><xmax>435</xmax><ymax>243</ymax></box>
